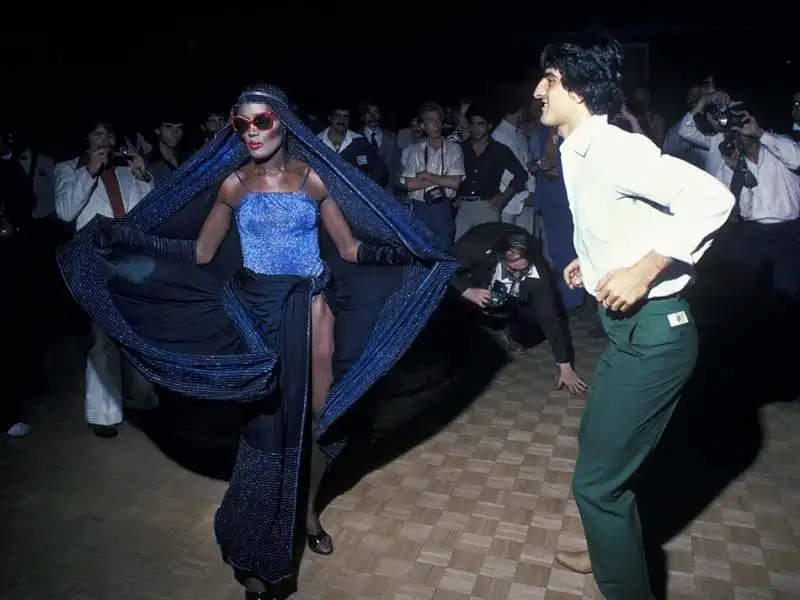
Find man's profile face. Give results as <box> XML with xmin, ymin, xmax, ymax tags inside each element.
<box><xmin>534</xmin><ymin>68</ymin><xmax>574</xmax><ymax>128</ymax></box>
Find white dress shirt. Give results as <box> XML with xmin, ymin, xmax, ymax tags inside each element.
<box><xmin>662</xmin><ymin>119</ymin><xmax>710</xmax><ymax>171</ymax></box>
<box><xmin>490</xmin><ymin>261</ymin><xmax>540</xmax><ymax>298</ymax></box>
<box><xmin>491</xmin><ymin>119</ymin><xmax>535</xmax><ymax>215</ymax></box>
<box><xmin>677</xmin><ymin>113</ymin><xmax>726</xmax><ymax>177</ymax></box>
<box><xmin>678</xmin><ymin>112</ymin><xmax>800</xmax><ymax>223</ymax></box>
<box><xmin>560</xmin><ymin>115</ymin><xmax>734</xmax><ymax>300</ymax></box>
<box><xmin>716</xmin><ymin>135</ymin><xmax>800</xmax><ymax>223</ymax></box>
<box><xmin>317</xmin><ymin>128</ymin><xmax>362</xmax><ymax>154</ymax></box>
<box><xmin>401</xmin><ymin>139</ymin><xmax>465</xmax><ymax>202</ymax></box>
<box><xmin>54</xmin><ymin>157</ymin><xmax>153</xmax><ymax>230</ymax></box>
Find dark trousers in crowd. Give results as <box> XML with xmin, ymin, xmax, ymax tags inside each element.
<box><xmin>410</xmin><ymin>200</ymin><xmax>454</xmax><ymax>251</ymax></box>
<box><xmin>0</xmin><ymin>264</ymin><xmax>40</xmax><ymax>431</ymax></box>
<box><xmin>0</xmin><ymin>219</ymin><xmax>66</xmax><ymax>431</ymax></box>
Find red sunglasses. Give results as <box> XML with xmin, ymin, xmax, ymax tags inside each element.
<box><xmin>231</xmin><ymin>112</ymin><xmax>277</xmax><ymax>135</ymax></box>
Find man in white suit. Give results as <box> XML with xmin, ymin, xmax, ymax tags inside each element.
<box><xmin>55</xmin><ymin>120</ymin><xmax>158</xmax><ymax>438</ymax></box>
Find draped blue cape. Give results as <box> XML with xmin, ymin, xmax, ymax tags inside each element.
<box><xmin>57</xmin><ymin>92</ymin><xmax>458</xmax><ymax>592</ymax></box>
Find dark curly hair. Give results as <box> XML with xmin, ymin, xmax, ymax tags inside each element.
<box><xmin>540</xmin><ymin>34</ymin><xmax>625</xmax><ymax>117</ymax></box>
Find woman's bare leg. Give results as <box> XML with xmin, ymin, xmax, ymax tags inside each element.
<box><xmin>308</xmin><ymin>295</ymin><xmax>335</xmax><ymax>553</ymax></box>
<box><xmin>310</xmin><ymin>295</ymin><xmax>334</xmax><ymax>414</ymax></box>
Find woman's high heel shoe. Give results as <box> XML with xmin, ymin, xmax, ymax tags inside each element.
<box><xmin>307</xmin><ymin>526</ymin><xmax>334</xmax><ymax>555</ymax></box>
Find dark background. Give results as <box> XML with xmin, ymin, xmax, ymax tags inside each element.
<box><xmin>1</xmin><ymin>5</ymin><xmax>796</xmax><ymax>157</ymax></box>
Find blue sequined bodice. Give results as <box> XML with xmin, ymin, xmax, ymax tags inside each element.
<box><xmin>236</xmin><ymin>192</ymin><xmax>324</xmax><ymax>278</ymax></box>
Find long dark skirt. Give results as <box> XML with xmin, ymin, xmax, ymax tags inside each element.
<box><xmin>87</xmin><ymin>219</ymin><xmax>447</xmax><ymax>596</ymax></box>
<box><xmin>59</xmin><ymin>154</ymin><xmax>458</xmax><ymax>593</ymax></box>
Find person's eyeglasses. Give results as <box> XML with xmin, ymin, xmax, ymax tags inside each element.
<box><xmin>231</xmin><ymin>112</ymin><xmax>277</xmax><ymax>136</ymax></box>
<box><xmin>504</xmin><ymin>263</ymin><xmax>529</xmax><ymax>279</ymax></box>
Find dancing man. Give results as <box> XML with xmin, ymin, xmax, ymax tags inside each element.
<box><xmin>533</xmin><ymin>36</ymin><xmax>734</xmax><ymax>599</ymax></box>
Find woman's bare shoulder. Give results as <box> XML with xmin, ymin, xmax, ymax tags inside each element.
<box><xmin>303</xmin><ymin>165</ymin><xmax>330</xmax><ymax>204</ymax></box>
<box><xmin>217</xmin><ymin>171</ymin><xmax>247</xmax><ymax>206</ymax></box>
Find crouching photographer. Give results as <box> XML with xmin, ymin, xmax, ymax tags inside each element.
<box><xmin>449</xmin><ymin>222</ymin><xmax>588</xmax><ymax>394</ymax></box>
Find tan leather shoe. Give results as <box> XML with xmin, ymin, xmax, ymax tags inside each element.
<box><xmin>555</xmin><ymin>550</ymin><xmax>593</xmax><ymax>574</ymax></box>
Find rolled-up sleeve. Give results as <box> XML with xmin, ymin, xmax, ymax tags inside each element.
<box><xmin>445</xmin><ymin>142</ymin><xmax>465</xmax><ymax>177</ymax></box>
<box><xmin>401</xmin><ymin>146</ymin><xmax>419</xmax><ymax>181</ymax></box>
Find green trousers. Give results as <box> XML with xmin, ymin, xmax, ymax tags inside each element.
<box><xmin>574</xmin><ymin>297</ymin><xmax>698</xmax><ymax>600</ymax></box>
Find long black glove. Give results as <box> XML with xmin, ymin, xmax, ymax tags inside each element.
<box><xmin>356</xmin><ymin>241</ymin><xmax>414</xmax><ymax>266</ymax></box>
<box><xmin>96</xmin><ymin>221</ymin><xmax>197</xmax><ymax>265</ymax></box>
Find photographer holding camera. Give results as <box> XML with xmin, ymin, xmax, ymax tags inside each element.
<box><xmin>450</xmin><ymin>222</ymin><xmax>587</xmax><ymax>394</ymax></box>
<box><xmin>679</xmin><ymin>89</ymin><xmax>799</xmax><ymax>215</ymax></box>
<box><xmin>401</xmin><ymin>102</ymin><xmax>466</xmax><ymax>250</ymax></box>
<box><xmin>54</xmin><ymin>120</ymin><xmax>158</xmax><ymax>438</ymax></box>
<box><xmin>679</xmin><ymin>89</ymin><xmax>800</xmax><ymax>296</ymax></box>
<box><xmin>677</xmin><ymin>88</ymin><xmax>740</xmax><ymax>178</ymax></box>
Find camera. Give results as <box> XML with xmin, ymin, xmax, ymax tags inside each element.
<box><xmin>718</xmin><ymin>133</ymin><xmax>758</xmax><ymax>188</ymax></box>
<box><xmin>718</xmin><ymin>131</ymin><xmax>739</xmax><ymax>156</ymax></box>
<box><xmin>113</xmin><ymin>145</ymin><xmax>134</xmax><ymax>159</ymax></box>
<box><xmin>423</xmin><ymin>186</ymin><xmax>446</xmax><ymax>206</ymax></box>
<box><xmin>109</xmin><ymin>144</ymin><xmax>137</xmax><ymax>167</ymax></box>
<box><xmin>706</xmin><ymin>103</ymin><xmax>747</xmax><ymax>131</ymax></box>
<box><xmin>488</xmin><ymin>280</ymin><xmax>510</xmax><ymax>309</ymax></box>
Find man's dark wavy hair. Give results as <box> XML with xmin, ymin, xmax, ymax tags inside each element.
<box><xmin>540</xmin><ymin>34</ymin><xmax>625</xmax><ymax>117</ymax></box>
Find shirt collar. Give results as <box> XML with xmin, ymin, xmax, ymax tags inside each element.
<box><xmin>318</xmin><ymin>127</ymin><xmax>358</xmax><ymax>151</ymax></box>
<box><xmin>495</xmin><ymin>260</ymin><xmax>535</xmax><ymax>282</ymax></box>
<box><xmin>560</xmin><ymin>114</ymin><xmax>609</xmax><ymax>158</ymax></box>
<box><xmin>424</xmin><ymin>138</ymin><xmax>447</xmax><ymax>151</ymax></box>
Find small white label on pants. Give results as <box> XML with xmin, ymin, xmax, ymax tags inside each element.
<box><xmin>667</xmin><ymin>311</ymin><xmax>689</xmax><ymax>327</ymax></box>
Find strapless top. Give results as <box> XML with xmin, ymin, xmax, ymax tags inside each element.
<box><xmin>236</xmin><ymin>192</ymin><xmax>325</xmax><ymax>278</ymax></box>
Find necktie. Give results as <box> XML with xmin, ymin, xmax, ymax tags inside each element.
<box><xmin>370</xmin><ymin>130</ymin><xmax>379</xmax><ymax>150</ymax></box>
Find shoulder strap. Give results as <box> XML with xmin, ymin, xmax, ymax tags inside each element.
<box><xmin>234</xmin><ymin>169</ymin><xmax>250</xmax><ymax>192</ymax></box>
<box><xmin>298</xmin><ymin>165</ymin><xmax>312</xmax><ymax>191</ymax></box>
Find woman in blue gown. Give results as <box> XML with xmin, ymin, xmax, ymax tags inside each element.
<box><xmin>58</xmin><ymin>84</ymin><xmax>457</xmax><ymax>599</ymax></box>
